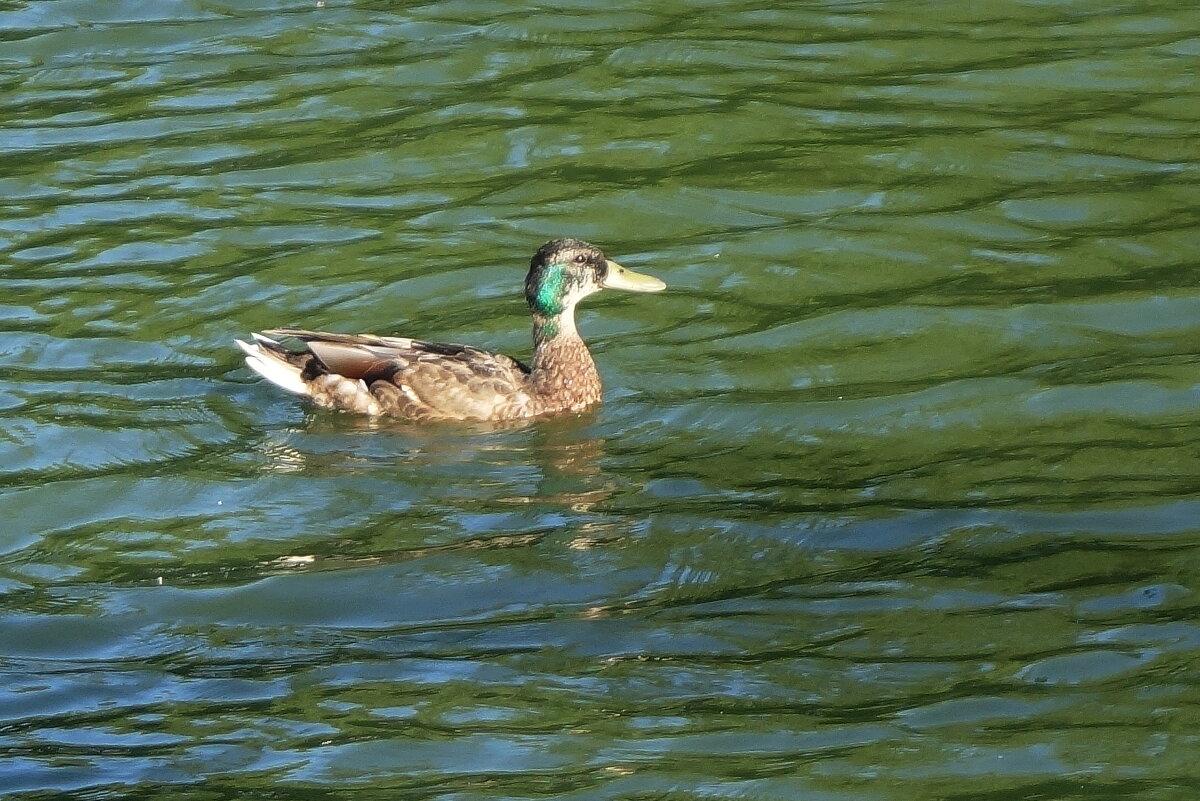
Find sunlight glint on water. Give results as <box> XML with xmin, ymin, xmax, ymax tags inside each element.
<box><xmin>1</xmin><ymin>1</ymin><xmax>1199</xmax><ymax>799</ymax></box>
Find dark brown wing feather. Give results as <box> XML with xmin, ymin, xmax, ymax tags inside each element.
<box><xmin>265</xmin><ymin>329</ymin><xmax>528</xmax><ymax>374</ymax></box>
<box><xmin>261</xmin><ymin>328</ymin><xmax>535</xmax><ymax>421</ymax></box>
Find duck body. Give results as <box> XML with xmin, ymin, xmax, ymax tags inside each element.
<box><xmin>239</xmin><ymin>327</ymin><xmax>595</xmax><ymax>422</ymax></box>
<box><xmin>235</xmin><ymin>239</ymin><xmax>664</xmax><ymax>422</ymax></box>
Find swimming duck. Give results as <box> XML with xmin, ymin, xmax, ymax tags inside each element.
<box><xmin>235</xmin><ymin>238</ymin><xmax>665</xmax><ymax>421</ymax></box>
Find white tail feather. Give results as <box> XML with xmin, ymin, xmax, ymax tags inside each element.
<box><xmin>235</xmin><ymin>339</ymin><xmax>309</xmax><ymax>395</ymax></box>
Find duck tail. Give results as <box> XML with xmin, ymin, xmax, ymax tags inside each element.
<box><xmin>235</xmin><ymin>333</ymin><xmax>309</xmax><ymax>395</ymax></box>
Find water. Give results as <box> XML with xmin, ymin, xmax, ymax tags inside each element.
<box><xmin>3</xmin><ymin>1</ymin><xmax>1199</xmax><ymax>798</ymax></box>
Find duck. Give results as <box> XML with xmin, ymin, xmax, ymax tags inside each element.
<box><xmin>235</xmin><ymin>238</ymin><xmax>666</xmax><ymax>422</ymax></box>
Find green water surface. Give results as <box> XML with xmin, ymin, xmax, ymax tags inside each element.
<box><xmin>2</xmin><ymin>1</ymin><xmax>1199</xmax><ymax>799</ymax></box>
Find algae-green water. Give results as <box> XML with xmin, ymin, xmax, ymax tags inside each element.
<box><xmin>2</xmin><ymin>1</ymin><xmax>1199</xmax><ymax>799</ymax></box>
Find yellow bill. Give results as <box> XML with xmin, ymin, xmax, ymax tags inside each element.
<box><xmin>601</xmin><ymin>260</ymin><xmax>667</xmax><ymax>292</ymax></box>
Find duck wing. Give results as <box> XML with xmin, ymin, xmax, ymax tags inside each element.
<box><xmin>247</xmin><ymin>328</ymin><xmax>535</xmax><ymax>421</ymax></box>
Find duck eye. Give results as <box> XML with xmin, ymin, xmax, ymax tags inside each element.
<box><xmin>573</xmin><ymin>253</ymin><xmax>587</xmax><ymax>264</ymax></box>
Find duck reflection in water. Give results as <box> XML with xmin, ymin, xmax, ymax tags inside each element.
<box><xmin>252</xmin><ymin>410</ymin><xmax>622</xmax><ymax>575</ymax></box>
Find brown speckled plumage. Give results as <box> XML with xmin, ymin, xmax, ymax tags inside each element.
<box><xmin>235</xmin><ymin>239</ymin><xmax>665</xmax><ymax>422</ymax></box>
<box><xmin>528</xmin><ymin>318</ymin><xmax>603</xmax><ymax>415</ymax></box>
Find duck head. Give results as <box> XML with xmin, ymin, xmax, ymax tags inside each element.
<box><xmin>524</xmin><ymin>238</ymin><xmax>665</xmax><ymax>320</ymax></box>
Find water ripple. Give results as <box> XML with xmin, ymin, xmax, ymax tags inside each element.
<box><xmin>2</xmin><ymin>0</ymin><xmax>1199</xmax><ymax>798</ymax></box>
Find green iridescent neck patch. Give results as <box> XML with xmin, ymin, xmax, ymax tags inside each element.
<box><xmin>532</xmin><ymin>263</ymin><xmax>567</xmax><ymax>317</ymax></box>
